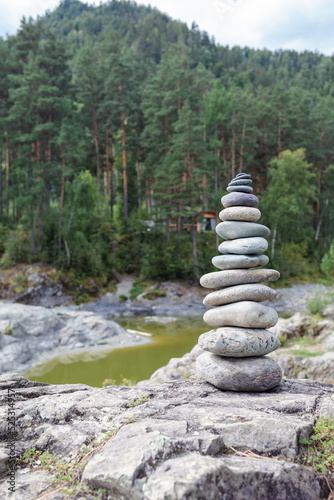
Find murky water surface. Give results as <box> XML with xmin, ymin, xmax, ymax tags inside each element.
<box><xmin>24</xmin><ymin>316</ymin><xmax>207</xmax><ymax>387</ymax></box>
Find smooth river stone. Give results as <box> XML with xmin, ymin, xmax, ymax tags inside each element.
<box><xmin>203</xmin><ymin>284</ymin><xmax>276</xmax><ymax>306</ymax></box>
<box><xmin>196</xmin><ymin>352</ymin><xmax>282</xmax><ymax>392</ymax></box>
<box><xmin>235</xmin><ymin>173</ymin><xmax>251</xmax><ymax>179</ymax></box>
<box><xmin>200</xmin><ymin>268</ymin><xmax>280</xmax><ymax>288</ymax></box>
<box><xmin>203</xmin><ymin>301</ymin><xmax>278</xmax><ymax>328</ymax></box>
<box><xmin>229</xmin><ymin>179</ymin><xmax>252</xmax><ymax>187</ymax></box>
<box><xmin>212</xmin><ymin>254</ymin><xmax>269</xmax><ymax>270</ymax></box>
<box><xmin>219</xmin><ymin>237</ymin><xmax>268</xmax><ymax>255</ymax></box>
<box><xmin>216</xmin><ymin>221</ymin><xmax>270</xmax><ymax>240</ymax></box>
<box><xmin>226</xmin><ymin>185</ymin><xmax>253</xmax><ymax>194</ymax></box>
<box><xmin>219</xmin><ymin>207</ymin><xmax>261</xmax><ymax>222</ymax></box>
<box><xmin>222</xmin><ymin>192</ymin><xmax>259</xmax><ymax>208</ymax></box>
<box><xmin>198</xmin><ymin>327</ymin><xmax>280</xmax><ymax>356</ymax></box>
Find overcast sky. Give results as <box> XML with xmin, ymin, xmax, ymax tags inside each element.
<box><xmin>0</xmin><ymin>0</ymin><xmax>334</xmax><ymax>55</ymax></box>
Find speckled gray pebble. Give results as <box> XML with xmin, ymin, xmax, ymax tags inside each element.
<box><xmin>219</xmin><ymin>237</ymin><xmax>268</xmax><ymax>255</ymax></box>
<box><xmin>198</xmin><ymin>327</ymin><xmax>281</xmax><ymax>357</ymax></box>
<box><xmin>219</xmin><ymin>207</ymin><xmax>261</xmax><ymax>222</ymax></box>
<box><xmin>196</xmin><ymin>352</ymin><xmax>282</xmax><ymax>391</ymax></box>
<box><xmin>226</xmin><ymin>185</ymin><xmax>253</xmax><ymax>194</ymax></box>
<box><xmin>203</xmin><ymin>301</ymin><xmax>278</xmax><ymax>328</ymax></box>
<box><xmin>200</xmin><ymin>268</ymin><xmax>280</xmax><ymax>288</ymax></box>
<box><xmin>203</xmin><ymin>284</ymin><xmax>276</xmax><ymax>306</ymax></box>
<box><xmin>222</xmin><ymin>192</ymin><xmax>259</xmax><ymax>208</ymax></box>
<box><xmin>229</xmin><ymin>179</ymin><xmax>252</xmax><ymax>186</ymax></box>
<box><xmin>216</xmin><ymin>221</ymin><xmax>270</xmax><ymax>240</ymax></box>
<box><xmin>212</xmin><ymin>254</ymin><xmax>269</xmax><ymax>270</ymax></box>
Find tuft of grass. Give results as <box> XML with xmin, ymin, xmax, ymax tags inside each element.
<box><xmin>306</xmin><ymin>287</ymin><xmax>334</xmax><ymax>317</ymax></box>
<box><xmin>119</xmin><ymin>294</ymin><xmax>128</xmax><ymax>303</ymax></box>
<box><xmin>300</xmin><ymin>417</ymin><xmax>334</xmax><ymax>491</ymax></box>
<box><xmin>102</xmin><ymin>377</ymin><xmax>137</xmax><ymax>388</ymax></box>
<box><xmin>145</xmin><ymin>289</ymin><xmax>167</xmax><ymax>300</ymax></box>
<box><xmin>126</xmin><ymin>395</ymin><xmax>150</xmax><ymax>407</ymax></box>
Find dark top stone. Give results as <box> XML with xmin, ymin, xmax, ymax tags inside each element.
<box><xmin>222</xmin><ymin>192</ymin><xmax>259</xmax><ymax>208</ymax></box>
<box><xmin>235</xmin><ymin>173</ymin><xmax>251</xmax><ymax>179</ymax></box>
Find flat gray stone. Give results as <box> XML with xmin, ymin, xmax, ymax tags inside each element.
<box><xmin>203</xmin><ymin>301</ymin><xmax>278</xmax><ymax>328</ymax></box>
<box><xmin>200</xmin><ymin>268</ymin><xmax>280</xmax><ymax>288</ymax></box>
<box><xmin>219</xmin><ymin>206</ymin><xmax>261</xmax><ymax>222</ymax></box>
<box><xmin>216</xmin><ymin>221</ymin><xmax>270</xmax><ymax>240</ymax></box>
<box><xmin>235</xmin><ymin>173</ymin><xmax>251</xmax><ymax>179</ymax></box>
<box><xmin>212</xmin><ymin>254</ymin><xmax>269</xmax><ymax>270</ymax></box>
<box><xmin>219</xmin><ymin>236</ymin><xmax>268</xmax><ymax>254</ymax></box>
<box><xmin>229</xmin><ymin>179</ymin><xmax>252</xmax><ymax>186</ymax></box>
<box><xmin>222</xmin><ymin>192</ymin><xmax>259</xmax><ymax>208</ymax></box>
<box><xmin>198</xmin><ymin>327</ymin><xmax>281</xmax><ymax>356</ymax></box>
<box><xmin>203</xmin><ymin>284</ymin><xmax>276</xmax><ymax>306</ymax></box>
<box><xmin>196</xmin><ymin>352</ymin><xmax>282</xmax><ymax>391</ymax></box>
<box><xmin>226</xmin><ymin>185</ymin><xmax>253</xmax><ymax>193</ymax></box>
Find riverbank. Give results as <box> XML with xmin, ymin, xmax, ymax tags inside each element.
<box><xmin>0</xmin><ymin>264</ymin><xmax>332</xmax><ymax>317</ymax></box>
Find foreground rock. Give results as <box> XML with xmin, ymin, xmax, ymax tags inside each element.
<box><xmin>0</xmin><ymin>303</ymin><xmax>148</xmax><ymax>376</ymax></box>
<box><xmin>0</xmin><ymin>373</ymin><xmax>333</xmax><ymax>499</ymax></box>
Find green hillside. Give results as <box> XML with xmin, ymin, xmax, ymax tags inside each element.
<box><xmin>0</xmin><ymin>0</ymin><xmax>334</xmax><ymax>284</ymax></box>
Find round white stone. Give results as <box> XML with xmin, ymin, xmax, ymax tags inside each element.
<box><xmin>219</xmin><ymin>207</ymin><xmax>261</xmax><ymax>222</ymax></box>
<box><xmin>203</xmin><ymin>301</ymin><xmax>278</xmax><ymax>329</ymax></box>
<box><xmin>203</xmin><ymin>284</ymin><xmax>276</xmax><ymax>306</ymax></box>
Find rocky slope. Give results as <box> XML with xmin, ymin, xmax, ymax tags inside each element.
<box><xmin>0</xmin><ymin>372</ymin><xmax>333</xmax><ymax>499</ymax></box>
<box><xmin>0</xmin><ymin>303</ymin><xmax>148</xmax><ymax>376</ymax></box>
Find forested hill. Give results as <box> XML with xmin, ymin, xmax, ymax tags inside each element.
<box><xmin>1</xmin><ymin>0</ymin><xmax>334</xmax><ymax>285</ymax></box>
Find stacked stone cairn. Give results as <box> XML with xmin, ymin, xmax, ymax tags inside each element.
<box><xmin>196</xmin><ymin>172</ymin><xmax>282</xmax><ymax>392</ymax></box>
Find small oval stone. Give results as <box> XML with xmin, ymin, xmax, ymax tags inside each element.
<box><xmin>219</xmin><ymin>237</ymin><xmax>268</xmax><ymax>255</ymax></box>
<box><xmin>200</xmin><ymin>268</ymin><xmax>280</xmax><ymax>288</ymax></box>
<box><xmin>198</xmin><ymin>327</ymin><xmax>280</xmax><ymax>356</ymax></box>
<box><xmin>219</xmin><ymin>207</ymin><xmax>261</xmax><ymax>222</ymax></box>
<box><xmin>222</xmin><ymin>193</ymin><xmax>259</xmax><ymax>208</ymax></box>
<box><xmin>203</xmin><ymin>301</ymin><xmax>278</xmax><ymax>328</ymax></box>
<box><xmin>226</xmin><ymin>185</ymin><xmax>253</xmax><ymax>194</ymax></box>
<box><xmin>229</xmin><ymin>179</ymin><xmax>252</xmax><ymax>186</ymax></box>
<box><xmin>196</xmin><ymin>352</ymin><xmax>282</xmax><ymax>391</ymax></box>
<box><xmin>212</xmin><ymin>254</ymin><xmax>269</xmax><ymax>270</ymax></box>
<box><xmin>216</xmin><ymin>221</ymin><xmax>270</xmax><ymax>240</ymax></box>
<box><xmin>236</xmin><ymin>173</ymin><xmax>251</xmax><ymax>179</ymax></box>
<box><xmin>203</xmin><ymin>284</ymin><xmax>276</xmax><ymax>306</ymax></box>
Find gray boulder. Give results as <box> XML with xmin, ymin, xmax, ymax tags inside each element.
<box><xmin>0</xmin><ymin>373</ymin><xmax>332</xmax><ymax>499</ymax></box>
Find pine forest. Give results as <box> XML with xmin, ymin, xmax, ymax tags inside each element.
<box><xmin>1</xmin><ymin>0</ymin><xmax>334</xmax><ymax>285</ymax></box>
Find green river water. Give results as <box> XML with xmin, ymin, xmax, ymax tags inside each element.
<box><xmin>24</xmin><ymin>316</ymin><xmax>208</xmax><ymax>387</ymax></box>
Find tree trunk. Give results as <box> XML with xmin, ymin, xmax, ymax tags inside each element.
<box><xmin>119</xmin><ymin>83</ymin><xmax>128</xmax><ymax>220</ymax></box>
<box><xmin>59</xmin><ymin>149</ymin><xmax>66</xmax><ymax>252</ymax></box>
<box><xmin>271</xmin><ymin>223</ymin><xmax>277</xmax><ymax>259</ymax></box>
<box><xmin>6</xmin><ymin>132</ymin><xmax>10</xmax><ymax>217</ymax></box>
<box><xmin>231</xmin><ymin>111</ymin><xmax>236</xmax><ymax>179</ymax></box>
<box><xmin>222</xmin><ymin>123</ymin><xmax>227</xmax><ymax>166</ymax></box>
<box><xmin>0</xmin><ymin>138</ymin><xmax>2</xmax><ymax>218</ymax></box>
<box><xmin>91</xmin><ymin>83</ymin><xmax>100</xmax><ymax>192</ymax></box>
<box><xmin>277</xmin><ymin>107</ymin><xmax>281</xmax><ymax>160</ymax></box>
<box><xmin>239</xmin><ymin>114</ymin><xmax>247</xmax><ymax>173</ymax></box>
<box><xmin>316</xmin><ymin>129</ymin><xmax>324</xmax><ymax>220</ymax></box>
<box><xmin>136</xmin><ymin>128</ymin><xmax>142</xmax><ymax>211</ymax></box>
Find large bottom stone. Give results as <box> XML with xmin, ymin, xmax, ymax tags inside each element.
<box><xmin>196</xmin><ymin>352</ymin><xmax>282</xmax><ymax>391</ymax></box>
<box><xmin>198</xmin><ymin>327</ymin><xmax>280</xmax><ymax>356</ymax></box>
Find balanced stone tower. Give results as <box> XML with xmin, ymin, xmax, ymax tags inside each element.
<box><xmin>196</xmin><ymin>172</ymin><xmax>282</xmax><ymax>392</ymax></box>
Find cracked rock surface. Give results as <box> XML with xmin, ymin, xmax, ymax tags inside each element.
<box><xmin>0</xmin><ymin>373</ymin><xmax>333</xmax><ymax>499</ymax></box>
